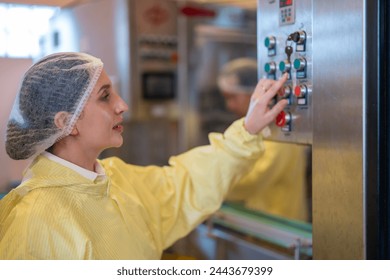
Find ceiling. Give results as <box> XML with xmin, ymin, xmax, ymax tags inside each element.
<box><xmin>176</xmin><ymin>0</ymin><xmax>256</xmax><ymax>9</ymax></box>
<box><xmin>1</xmin><ymin>0</ymin><xmax>256</xmax><ymax>9</ymax></box>
<box><xmin>0</xmin><ymin>0</ymin><xmax>92</xmax><ymax>7</ymax></box>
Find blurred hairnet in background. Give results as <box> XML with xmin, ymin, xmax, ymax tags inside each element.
<box><xmin>6</xmin><ymin>52</ymin><xmax>103</xmax><ymax>160</ymax></box>
<box><xmin>217</xmin><ymin>58</ymin><xmax>258</xmax><ymax>95</ymax></box>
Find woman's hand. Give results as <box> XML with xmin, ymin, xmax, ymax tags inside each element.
<box><xmin>244</xmin><ymin>73</ymin><xmax>289</xmax><ymax>135</ymax></box>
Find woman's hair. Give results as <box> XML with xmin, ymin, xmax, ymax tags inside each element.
<box><xmin>6</xmin><ymin>52</ymin><xmax>103</xmax><ymax>160</ymax></box>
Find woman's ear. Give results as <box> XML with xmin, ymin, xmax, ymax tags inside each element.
<box><xmin>54</xmin><ymin>112</ymin><xmax>79</xmax><ymax>136</ymax></box>
<box><xmin>54</xmin><ymin>111</ymin><xmax>69</xmax><ymax>129</ymax></box>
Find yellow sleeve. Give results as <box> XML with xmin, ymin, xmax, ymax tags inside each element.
<box><xmin>225</xmin><ymin>141</ymin><xmax>309</xmax><ymax>221</ymax></box>
<box><xmin>226</xmin><ymin>140</ymin><xmax>296</xmax><ymax>200</ymax></box>
<box><xmin>103</xmin><ymin>118</ymin><xmax>265</xmax><ymax>249</ymax></box>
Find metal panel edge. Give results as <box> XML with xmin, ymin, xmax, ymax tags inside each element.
<box><xmin>312</xmin><ymin>0</ymin><xmax>365</xmax><ymax>259</ymax></box>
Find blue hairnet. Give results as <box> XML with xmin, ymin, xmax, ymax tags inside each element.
<box><xmin>217</xmin><ymin>58</ymin><xmax>258</xmax><ymax>95</ymax></box>
<box><xmin>6</xmin><ymin>52</ymin><xmax>103</xmax><ymax>160</ymax></box>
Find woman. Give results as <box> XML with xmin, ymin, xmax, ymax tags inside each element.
<box><xmin>0</xmin><ymin>52</ymin><xmax>288</xmax><ymax>259</ymax></box>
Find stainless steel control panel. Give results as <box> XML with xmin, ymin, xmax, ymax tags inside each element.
<box><xmin>258</xmin><ymin>0</ymin><xmax>312</xmax><ymax>144</ymax></box>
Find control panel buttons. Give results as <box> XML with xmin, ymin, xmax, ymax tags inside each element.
<box><xmin>290</xmin><ymin>30</ymin><xmax>306</xmax><ymax>44</ymax></box>
<box><xmin>294</xmin><ymin>84</ymin><xmax>311</xmax><ymax>105</ymax></box>
<box><xmin>275</xmin><ymin>111</ymin><xmax>292</xmax><ymax>131</ymax></box>
<box><xmin>294</xmin><ymin>85</ymin><xmax>305</xmax><ymax>97</ymax></box>
<box><xmin>264</xmin><ymin>62</ymin><xmax>277</xmax><ymax>74</ymax></box>
<box><xmin>279</xmin><ymin>85</ymin><xmax>292</xmax><ymax>104</ymax></box>
<box><xmin>293</xmin><ymin>57</ymin><xmax>307</xmax><ymax>79</ymax></box>
<box><xmin>261</xmin><ymin>29</ymin><xmax>310</xmax><ymax>134</ymax></box>
<box><xmin>280</xmin><ymin>85</ymin><xmax>292</xmax><ymax>98</ymax></box>
<box><xmin>264</xmin><ymin>36</ymin><xmax>277</xmax><ymax>56</ymax></box>
<box><xmin>289</xmin><ymin>30</ymin><xmax>306</xmax><ymax>52</ymax></box>
<box><xmin>264</xmin><ymin>36</ymin><xmax>276</xmax><ymax>49</ymax></box>
<box><xmin>293</xmin><ymin>57</ymin><xmax>306</xmax><ymax>71</ymax></box>
<box><xmin>279</xmin><ymin>60</ymin><xmax>291</xmax><ymax>73</ymax></box>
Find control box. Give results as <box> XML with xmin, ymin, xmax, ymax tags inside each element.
<box><xmin>258</xmin><ymin>0</ymin><xmax>312</xmax><ymax>144</ymax></box>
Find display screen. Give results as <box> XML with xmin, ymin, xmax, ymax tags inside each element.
<box><xmin>280</xmin><ymin>0</ymin><xmax>293</xmax><ymax>8</ymax></box>
<box><xmin>142</xmin><ymin>72</ymin><xmax>175</xmax><ymax>99</ymax></box>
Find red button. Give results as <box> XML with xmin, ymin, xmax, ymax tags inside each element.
<box><xmin>294</xmin><ymin>85</ymin><xmax>301</xmax><ymax>97</ymax></box>
<box><xmin>276</xmin><ymin>111</ymin><xmax>286</xmax><ymax>127</ymax></box>
<box><xmin>279</xmin><ymin>87</ymin><xmax>286</xmax><ymax>97</ymax></box>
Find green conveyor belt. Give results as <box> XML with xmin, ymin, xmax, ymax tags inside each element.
<box><xmin>211</xmin><ymin>202</ymin><xmax>312</xmax><ymax>255</ymax></box>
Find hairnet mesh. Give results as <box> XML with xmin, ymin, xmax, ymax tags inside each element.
<box><xmin>217</xmin><ymin>58</ymin><xmax>258</xmax><ymax>95</ymax></box>
<box><xmin>6</xmin><ymin>52</ymin><xmax>103</xmax><ymax>160</ymax></box>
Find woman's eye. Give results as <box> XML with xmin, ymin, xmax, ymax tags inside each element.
<box><xmin>102</xmin><ymin>89</ymin><xmax>110</xmax><ymax>100</ymax></box>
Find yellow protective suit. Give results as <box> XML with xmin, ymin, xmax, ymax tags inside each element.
<box><xmin>0</xmin><ymin>119</ymin><xmax>264</xmax><ymax>260</ymax></box>
<box><xmin>226</xmin><ymin>141</ymin><xmax>309</xmax><ymax>221</ymax></box>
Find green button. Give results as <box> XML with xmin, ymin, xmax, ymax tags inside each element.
<box><xmin>279</xmin><ymin>61</ymin><xmax>286</xmax><ymax>71</ymax></box>
<box><xmin>294</xmin><ymin>59</ymin><xmax>301</xmax><ymax>69</ymax></box>
<box><xmin>264</xmin><ymin>63</ymin><xmax>271</xmax><ymax>73</ymax></box>
<box><xmin>264</xmin><ymin>37</ymin><xmax>270</xmax><ymax>48</ymax></box>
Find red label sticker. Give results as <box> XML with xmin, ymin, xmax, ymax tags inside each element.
<box><xmin>144</xmin><ymin>4</ymin><xmax>169</xmax><ymax>26</ymax></box>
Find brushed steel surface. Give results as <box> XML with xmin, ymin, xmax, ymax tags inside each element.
<box><xmin>312</xmin><ymin>0</ymin><xmax>365</xmax><ymax>259</ymax></box>
<box><xmin>258</xmin><ymin>0</ymin><xmax>366</xmax><ymax>259</ymax></box>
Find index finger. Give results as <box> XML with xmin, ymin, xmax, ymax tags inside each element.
<box><xmin>263</xmin><ymin>73</ymin><xmax>288</xmax><ymax>100</ymax></box>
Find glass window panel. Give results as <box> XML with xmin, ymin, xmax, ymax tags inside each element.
<box><xmin>0</xmin><ymin>4</ymin><xmax>57</xmax><ymax>58</ymax></box>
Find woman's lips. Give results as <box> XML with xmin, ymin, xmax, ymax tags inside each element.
<box><xmin>113</xmin><ymin>124</ymin><xmax>123</xmax><ymax>133</ymax></box>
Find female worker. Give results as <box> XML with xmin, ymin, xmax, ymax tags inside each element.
<box><xmin>0</xmin><ymin>52</ymin><xmax>288</xmax><ymax>259</ymax></box>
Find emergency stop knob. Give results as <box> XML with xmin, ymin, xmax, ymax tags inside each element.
<box><xmin>279</xmin><ymin>60</ymin><xmax>291</xmax><ymax>73</ymax></box>
<box><xmin>293</xmin><ymin>57</ymin><xmax>306</xmax><ymax>71</ymax></box>
<box><xmin>264</xmin><ymin>62</ymin><xmax>276</xmax><ymax>74</ymax></box>
<box><xmin>275</xmin><ymin>111</ymin><xmax>291</xmax><ymax>127</ymax></box>
<box><xmin>264</xmin><ymin>36</ymin><xmax>276</xmax><ymax>49</ymax></box>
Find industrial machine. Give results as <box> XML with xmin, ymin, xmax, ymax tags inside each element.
<box><xmin>177</xmin><ymin>0</ymin><xmax>390</xmax><ymax>260</ymax></box>
<box><xmin>257</xmin><ymin>0</ymin><xmax>390</xmax><ymax>259</ymax></box>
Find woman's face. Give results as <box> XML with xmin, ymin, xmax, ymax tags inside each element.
<box><xmin>74</xmin><ymin>69</ymin><xmax>128</xmax><ymax>154</ymax></box>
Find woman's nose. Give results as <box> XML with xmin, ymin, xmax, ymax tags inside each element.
<box><xmin>115</xmin><ymin>95</ymin><xmax>129</xmax><ymax>114</ymax></box>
